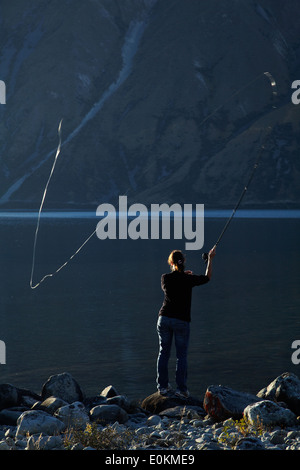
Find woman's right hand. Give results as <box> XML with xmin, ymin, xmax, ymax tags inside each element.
<box><xmin>208</xmin><ymin>245</ymin><xmax>216</xmax><ymax>259</ymax></box>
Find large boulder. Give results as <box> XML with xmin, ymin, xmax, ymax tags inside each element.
<box><xmin>141</xmin><ymin>391</ymin><xmax>203</xmax><ymax>415</ymax></box>
<box><xmin>203</xmin><ymin>385</ymin><xmax>262</xmax><ymax>421</ymax></box>
<box><xmin>16</xmin><ymin>410</ymin><xmax>66</xmax><ymax>437</ymax></box>
<box><xmin>244</xmin><ymin>400</ymin><xmax>298</xmax><ymax>428</ymax></box>
<box><xmin>257</xmin><ymin>372</ymin><xmax>300</xmax><ymax>416</ymax></box>
<box><xmin>41</xmin><ymin>372</ymin><xmax>84</xmax><ymax>404</ymax></box>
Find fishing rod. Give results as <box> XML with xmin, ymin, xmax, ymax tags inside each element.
<box><xmin>202</xmin><ymin>72</ymin><xmax>278</xmax><ymax>263</ymax></box>
<box><xmin>201</xmin><ymin>128</ymin><xmax>271</xmax><ymax>263</ymax></box>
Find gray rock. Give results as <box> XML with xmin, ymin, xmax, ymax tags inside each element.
<box><xmin>15</xmin><ymin>438</ymin><xmax>27</xmax><ymax>450</ymax></box>
<box><xmin>26</xmin><ymin>434</ymin><xmax>64</xmax><ymax>450</ymax></box>
<box><xmin>16</xmin><ymin>410</ymin><xmax>66</xmax><ymax>437</ymax></box>
<box><xmin>147</xmin><ymin>415</ymin><xmax>162</xmax><ymax>426</ymax></box>
<box><xmin>83</xmin><ymin>395</ymin><xmax>107</xmax><ymax>411</ymax></box>
<box><xmin>244</xmin><ymin>399</ymin><xmax>298</xmax><ymax>428</ymax></box>
<box><xmin>4</xmin><ymin>427</ymin><xmax>16</xmax><ymax>438</ymax></box>
<box><xmin>159</xmin><ymin>405</ymin><xmax>203</xmax><ymax>420</ymax></box>
<box><xmin>257</xmin><ymin>372</ymin><xmax>300</xmax><ymax>416</ymax></box>
<box><xmin>286</xmin><ymin>430</ymin><xmax>300</xmax><ymax>440</ymax></box>
<box><xmin>234</xmin><ymin>436</ymin><xmax>266</xmax><ymax>450</ymax></box>
<box><xmin>17</xmin><ymin>388</ymin><xmax>41</xmax><ymax>408</ymax></box>
<box><xmin>0</xmin><ymin>384</ymin><xmax>19</xmax><ymax>410</ymax></box>
<box><xmin>32</xmin><ymin>396</ymin><xmax>68</xmax><ymax>414</ymax></box>
<box><xmin>268</xmin><ymin>429</ymin><xmax>287</xmax><ymax>445</ymax></box>
<box><xmin>106</xmin><ymin>395</ymin><xmax>132</xmax><ymax>412</ymax></box>
<box><xmin>197</xmin><ymin>440</ymin><xmax>222</xmax><ymax>450</ymax></box>
<box><xmin>100</xmin><ymin>385</ymin><xmax>119</xmax><ymax>398</ymax></box>
<box><xmin>89</xmin><ymin>404</ymin><xmax>128</xmax><ymax>425</ymax></box>
<box><xmin>0</xmin><ymin>407</ymin><xmax>27</xmax><ymax>425</ymax></box>
<box><xmin>55</xmin><ymin>401</ymin><xmax>90</xmax><ymax>429</ymax></box>
<box><xmin>135</xmin><ymin>426</ymin><xmax>149</xmax><ymax>436</ymax></box>
<box><xmin>0</xmin><ymin>439</ymin><xmax>11</xmax><ymax>450</ymax></box>
<box><xmin>41</xmin><ymin>372</ymin><xmax>84</xmax><ymax>404</ymax></box>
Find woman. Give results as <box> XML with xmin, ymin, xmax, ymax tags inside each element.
<box><xmin>156</xmin><ymin>246</ymin><xmax>216</xmax><ymax>397</ymax></box>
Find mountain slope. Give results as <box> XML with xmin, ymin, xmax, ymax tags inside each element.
<box><xmin>0</xmin><ymin>0</ymin><xmax>299</xmax><ymax>209</ymax></box>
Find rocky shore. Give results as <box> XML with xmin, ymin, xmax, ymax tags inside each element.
<box><xmin>0</xmin><ymin>371</ymin><xmax>300</xmax><ymax>451</ymax></box>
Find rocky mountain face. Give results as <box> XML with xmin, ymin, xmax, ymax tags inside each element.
<box><xmin>0</xmin><ymin>0</ymin><xmax>299</xmax><ymax>209</ymax></box>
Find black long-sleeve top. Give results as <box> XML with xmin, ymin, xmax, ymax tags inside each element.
<box><xmin>158</xmin><ymin>271</ymin><xmax>209</xmax><ymax>322</ymax></box>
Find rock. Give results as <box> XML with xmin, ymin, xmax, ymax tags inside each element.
<box><xmin>106</xmin><ymin>395</ymin><xmax>132</xmax><ymax>412</ymax></box>
<box><xmin>55</xmin><ymin>401</ymin><xmax>90</xmax><ymax>429</ymax></box>
<box><xmin>41</xmin><ymin>372</ymin><xmax>84</xmax><ymax>404</ymax></box>
<box><xmin>244</xmin><ymin>400</ymin><xmax>298</xmax><ymax>428</ymax></box>
<box><xmin>286</xmin><ymin>430</ymin><xmax>300</xmax><ymax>440</ymax></box>
<box><xmin>89</xmin><ymin>404</ymin><xmax>128</xmax><ymax>425</ymax></box>
<box><xmin>16</xmin><ymin>410</ymin><xmax>66</xmax><ymax>437</ymax></box>
<box><xmin>100</xmin><ymin>385</ymin><xmax>119</xmax><ymax>398</ymax></box>
<box><xmin>268</xmin><ymin>429</ymin><xmax>287</xmax><ymax>445</ymax></box>
<box><xmin>257</xmin><ymin>372</ymin><xmax>300</xmax><ymax>416</ymax></box>
<box><xmin>15</xmin><ymin>438</ymin><xmax>27</xmax><ymax>450</ymax></box>
<box><xmin>141</xmin><ymin>391</ymin><xmax>203</xmax><ymax>415</ymax></box>
<box><xmin>32</xmin><ymin>396</ymin><xmax>68</xmax><ymax>414</ymax></box>
<box><xmin>203</xmin><ymin>385</ymin><xmax>262</xmax><ymax>421</ymax></box>
<box><xmin>0</xmin><ymin>407</ymin><xmax>27</xmax><ymax>425</ymax></box>
<box><xmin>26</xmin><ymin>434</ymin><xmax>64</xmax><ymax>450</ymax></box>
<box><xmin>234</xmin><ymin>436</ymin><xmax>266</xmax><ymax>450</ymax></box>
<box><xmin>0</xmin><ymin>384</ymin><xmax>19</xmax><ymax>410</ymax></box>
<box><xmin>17</xmin><ymin>388</ymin><xmax>42</xmax><ymax>407</ymax></box>
<box><xmin>197</xmin><ymin>441</ymin><xmax>222</xmax><ymax>450</ymax></box>
<box><xmin>4</xmin><ymin>428</ymin><xmax>16</xmax><ymax>438</ymax></box>
<box><xmin>159</xmin><ymin>405</ymin><xmax>203</xmax><ymax>420</ymax></box>
<box><xmin>83</xmin><ymin>395</ymin><xmax>107</xmax><ymax>411</ymax></box>
<box><xmin>147</xmin><ymin>415</ymin><xmax>162</xmax><ymax>426</ymax></box>
<box><xmin>0</xmin><ymin>440</ymin><xmax>12</xmax><ymax>450</ymax></box>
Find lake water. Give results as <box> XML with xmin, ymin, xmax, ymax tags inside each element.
<box><xmin>0</xmin><ymin>210</ymin><xmax>299</xmax><ymax>401</ymax></box>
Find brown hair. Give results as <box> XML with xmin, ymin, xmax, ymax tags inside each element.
<box><xmin>168</xmin><ymin>250</ymin><xmax>185</xmax><ymax>272</ymax></box>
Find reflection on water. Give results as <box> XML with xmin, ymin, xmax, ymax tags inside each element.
<box><xmin>0</xmin><ymin>211</ymin><xmax>299</xmax><ymax>400</ymax></box>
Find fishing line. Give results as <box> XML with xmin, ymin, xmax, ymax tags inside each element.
<box><xmin>29</xmin><ymin>119</ymin><xmax>98</xmax><ymax>289</ymax></box>
<box><xmin>30</xmin><ymin>119</ymin><xmax>63</xmax><ymax>289</ymax></box>
<box><xmin>29</xmin><ymin>71</ymin><xmax>277</xmax><ymax>289</ymax></box>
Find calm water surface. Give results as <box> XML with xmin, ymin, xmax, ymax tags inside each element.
<box><xmin>0</xmin><ymin>210</ymin><xmax>299</xmax><ymax>400</ymax></box>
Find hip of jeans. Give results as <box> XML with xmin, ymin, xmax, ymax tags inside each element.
<box><xmin>157</xmin><ymin>315</ymin><xmax>190</xmax><ymax>330</ymax></box>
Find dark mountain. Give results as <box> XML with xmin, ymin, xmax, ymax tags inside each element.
<box><xmin>0</xmin><ymin>0</ymin><xmax>300</xmax><ymax>209</ymax></box>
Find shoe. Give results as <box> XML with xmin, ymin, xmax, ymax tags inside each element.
<box><xmin>158</xmin><ymin>384</ymin><xmax>172</xmax><ymax>396</ymax></box>
<box><xmin>175</xmin><ymin>389</ymin><xmax>190</xmax><ymax>399</ymax></box>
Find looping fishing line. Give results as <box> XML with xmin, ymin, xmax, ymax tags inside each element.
<box><xmin>29</xmin><ymin>71</ymin><xmax>277</xmax><ymax>289</ymax></box>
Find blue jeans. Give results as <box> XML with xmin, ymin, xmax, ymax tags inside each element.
<box><xmin>156</xmin><ymin>315</ymin><xmax>190</xmax><ymax>392</ymax></box>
